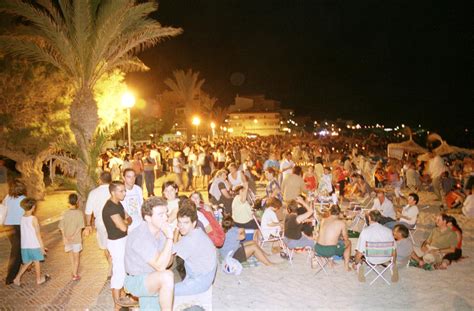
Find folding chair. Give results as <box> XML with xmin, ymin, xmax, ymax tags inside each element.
<box><xmin>252</xmin><ymin>214</ymin><xmax>288</xmax><ymax>253</ymax></box>
<box><xmin>347</xmin><ymin>197</ymin><xmax>374</xmax><ymax>231</ymax></box>
<box><xmin>363</xmin><ymin>241</ymin><xmax>395</xmax><ymax>285</ymax></box>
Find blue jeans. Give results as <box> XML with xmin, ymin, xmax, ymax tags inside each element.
<box><xmin>144</xmin><ymin>170</ymin><xmax>155</xmax><ymax>196</ymax></box>
<box><xmin>175</xmin><ymin>264</ymin><xmax>216</xmax><ymax>296</ymax></box>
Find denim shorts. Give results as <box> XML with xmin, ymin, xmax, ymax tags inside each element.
<box><xmin>21</xmin><ymin>248</ymin><xmax>44</xmax><ymax>264</ymax></box>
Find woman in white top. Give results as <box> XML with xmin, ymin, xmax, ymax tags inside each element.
<box><xmin>260</xmin><ymin>197</ymin><xmax>283</xmax><ymax>239</ymax></box>
<box><xmin>3</xmin><ymin>180</ymin><xmax>26</xmax><ymax>285</ymax></box>
<box><xmin>162</xmin><ymin>181</ymin><xmax>180</xmax><ymax>225</ymax></box>
<box><xmin>232</xmin><ymin>183</ymin><xmax>258</xmax><ymax>229</ymax></box>
<box><xmin>227</xmin><ymin>162</ymin><xmax>244</xmax><ymax>189</ymax></box>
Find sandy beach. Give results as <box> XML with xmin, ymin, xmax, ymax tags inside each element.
<box><xmin>212</xmin><ymin>190</ymin><xmax>474</xmax><ymax>310</ymax></box>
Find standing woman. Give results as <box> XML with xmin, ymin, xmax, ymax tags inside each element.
<box><xmin>3</xmin><ymin>180</ymin><xmax>27</xmax><ymax>285</ymax></box>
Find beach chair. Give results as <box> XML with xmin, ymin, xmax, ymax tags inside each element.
<box><xmin>252</xmin><ymin>214</ymin><xmax>288</xmax><ymax>255</ymax></box>
<box><xmin>287</xmin><ymin>246</ymin><xmax>313</xmax><ymax>265</ymax></box>
<box><xmin>347</xmin><ymin>196</ymin><xmax>374</xmax><ymax>231</ymax></box>
<box><xmin>363</xmin><ymin>241</ymin><xmax>396</xmax><ymax>285</ymax></box>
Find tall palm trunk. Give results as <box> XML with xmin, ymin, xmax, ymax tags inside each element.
<box><xmin>69</xmin><ymin>87</ymin><xmax>99</xmax><ymax>208</ymax></box>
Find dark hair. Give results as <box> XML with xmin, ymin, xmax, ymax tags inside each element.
<box><xmin>287</xmin><ymin>200</ymin><xmax>299</xmax><ymax>213</ymax></box>
<box><xmin>68</xmin><ymin>193</ymin><xmax>78</xmax><ymax>206</ymax></box>
<box><xmin>266</xmin><ymin>197</ymin><xmax>282</xmax><ymax>209</ymax></box>
<box><xmin>99</xmin><ymin>171</ymin><xmax>112</xmax><ymax>184</ymax></box>
<box><xmin>393</xmin><ymin>224</ymin><xmax>409</xmax><ymax>238</ymax></box>
<box><xmin>162</xmin><ymin>181</ymin><xmax>179</xmax><ymax>194</ymax></box>
<box><xmin>368</xmin><ymin>210</ymin><xmax>382</xmax><ymax>223</ymax></box>
<box><xmin>221</xmin><ymin>215</ymin><xmax>234</xmax><ymax>233</ymax></box>
<box><xmin>109</xmin><ymin>180</ymin><xmax>124</xmax><ymax>194</ymax></box>
<box><xmin>329</xmin><ymin>205</ymin><xmax>341</xmax><ymax>216</ymax></box>
<box><xmin>293</xmin><ymin>166</ymin><xmax>302</xmax><ymax>176</ymax></box>
<box><xmin>233</xmin><ymin>185</ymin><xmax>244</xmax><ymax>193</ymax></box>
<box><xmin>20</xmin><ymin>197</ymin><xmax>36</xmax><ymax>212</ymax></box>
<box><xmin>446</xmin><ymin>215</ymin><xmax>462</xmax><ymax>234</ymax></box>
<box><xmin>409</xmin><ymin>192</ymin><xmax>419</xmax><ymax>204</ymax></box>
<box><xmin>9</xmin><ymin>180</ymin><xmax>27</xmax><ymax>198</ymax></box>
<box><xmin>142</xmin><ymin>196</ymin><xmax>168</xmax><ymax>219</ymax></box>
<box><xmin>177</xmin><ymin>199</ymin><xmax>198</xmax><ymax>223</ymax></box>
<box><xmin>122</xmin><ymin>168</ymin><xmax>135</xmax><ymax>177</ymax></box>
<box><xmin>315</xmin><ymin>157</ymin><xmax>323</xmax><ymax>164</ymax></box>
<box><xmin>265</xmin><ymin>167</ymin><xmax>276</xmax><ymax>176</ymax></box>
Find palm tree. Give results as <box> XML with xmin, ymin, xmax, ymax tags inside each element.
<box><xmin>0</xmin><ymin>0</ymin><xmax>182</xmax><ymax>202</ymax></box>
<box><xmin>165</xmin><ymin>69</ymin><xmax>219</xmax><ymax>137</ymax></box>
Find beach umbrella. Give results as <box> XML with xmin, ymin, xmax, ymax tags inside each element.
<box><xmin>417</xmin><ymin>133</ymin><xmax>474</xmax><ymax>161</ymax></box>
<box><xmin>387</xmin><ymin>132</ymin><xmax>427</xmax><ymax>159</ymax></box>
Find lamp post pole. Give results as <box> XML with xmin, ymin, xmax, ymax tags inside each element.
<box><xmin>127</xmin><ymin>107</ymin><xmax>132</xmax><ymax>155</ymax></box>
<box><xmin>121</xmin><ymin>92</ymin><xmax>136</xmax><ymax>155</ymax></box>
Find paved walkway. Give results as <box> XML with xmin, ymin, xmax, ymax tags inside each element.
<box><xmin>0</xmin><ymin>174</ymin><xmax>208</xmax><ymax>310</ymax></box>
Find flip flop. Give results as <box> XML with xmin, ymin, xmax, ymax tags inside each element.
<box><xmin>37</xmin><ymin>274</ymin><xmax>51</xmax><ymax>285</ymax></box>
<box><xmin>117</xmin><ymin>296</ymin><xmax>139</xmax><ymax>307</ymax></box>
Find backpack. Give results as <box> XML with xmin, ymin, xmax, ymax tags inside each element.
<box><xmin>198</xmin><ymin>208</ymin><xmax>225</xmax><ymax>248</ymax></box>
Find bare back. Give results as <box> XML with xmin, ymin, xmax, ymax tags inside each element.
<box><xmin>317</xmin><ymin>216</ymin><xmax>347</xmax><ymax>246</ymax></box>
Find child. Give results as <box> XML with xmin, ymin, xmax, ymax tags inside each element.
<box><xmin>303</xmin><ymin>166</ymin><xmax>318</xmax><ymax>193</ymax></box>
<box><xmin>13</xmin><ymin>198</ymin><xmax>50</xmax><ymax>286</ymax></box>
<box><xmin>58</xmin><ymin>193</ymin><xmax>85</xmax><ymax>281</ymax></box>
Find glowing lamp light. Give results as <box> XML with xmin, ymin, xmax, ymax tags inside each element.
<box><xmin>210</xmin><ymin>122</ymin><xmax>216</xmax><ymax>129</ymax></box>
<box><xmin>121</xmin><ymin>92</ymin><xmax>136</xmax><ymax>108</ymax></box>
<box><xmin>192</xmin><ymin>116</ymin><xmax>201</xmax><ymax>126</ymax></box>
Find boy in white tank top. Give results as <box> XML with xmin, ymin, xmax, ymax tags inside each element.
<box><xmin>13</xmin><ymin>198</ymin><xmax>50</xmax><ymax>286</ymax></box>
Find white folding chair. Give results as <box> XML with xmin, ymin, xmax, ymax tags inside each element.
<box><xmin>252</xmin><ymin>214</ymin><xmax>288</xmax><ymax>252</ymax></box>
<box><xmin>363</xmin><ymin>241</ymin><xmax>395</xmax><ymax>285</ymax></box>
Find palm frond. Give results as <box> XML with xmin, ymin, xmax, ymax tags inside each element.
<box><xmin>0</xmin><ymin>37</ymin><xmax>68</xmax><ymax>73</ymax></box>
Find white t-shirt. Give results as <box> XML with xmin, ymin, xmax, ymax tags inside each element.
<box><xmin>280</xmin><ymin>159</ymin><xmax>295</xmax><ymax>179</ymax></box>
<box><xmin>260</xmin><ymin>208</ymin><xmax>279</xmax><ymax>239</ymax></box>
<box><xmin>401</xmin><ymin>205</ymin><xmax>419</xmax><ymax>226</ymax></box>
<box><xmin>85</xmin><ymin>184</ymin><xmax>110</xmax><ymax>229</ymax></box>
<box><xmin>167</xmin><ymin>198</ymin><xmax>179</xmax><ymax>226</ymax></box>
<box><xmin>121</xmin><ymin>185</ymin><xmax>144</xmax><ymax>232</ymax></box>
<box><xmin>356</xmin><ymin>223</ymin><xmax>395</xmax><ymax>264</ymax></box>
<box><xmin>372</xmin><ymin>198</ymin><xmax>396</xmax><ymax>220</ymax></box>
<box><xmin>462</xmin><ymin>194</ymin><xmax>474</xmax><ymax>218</ymax></box>
<box><xmin>197</xmin><ymin>210</ymin><xmax>210</xmax><ymax>228</ymax></box>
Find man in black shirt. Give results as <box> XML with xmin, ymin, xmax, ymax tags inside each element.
<box><xmin>102</xmin><ymin>181</ymin><xmax>134</xmax><ymax>309</ymax></box>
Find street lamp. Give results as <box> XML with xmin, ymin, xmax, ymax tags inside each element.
<box><xmin>210</xmin><ymin>121</ymin><xmax>216</xmax><ymax>138</ymax></box>
<box><xmin>121</xmin><ymin>92</ymin><xmax>136</xmax><ymax>155</ymax></box>
<box><xmin>192</xmin><ymin>116</ymin><xmax>200</xmax><ymax>140</ymax></box>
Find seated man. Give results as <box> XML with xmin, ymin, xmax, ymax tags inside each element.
<box><xmin>354</xmin><ymin>210</ymin><xmax>398</xmax><ymax>283</ymax></box>
<box><xmin>385</xmin><ymin>193</ymin><xmax>419</xmax><ymax>229</ymax></box>
<box><xmin>410</xmin><ymin>213</ymin><xmax>457</xmax><ymax>269</ymax></box>
<box><xmin>173</xmin><ymin>199</ymin><xmax>217</xmax><ymax>296</ymax></box>
<box><xmin>315</xmin><ymin>205</ymin><xmax>352</xmax><ymax>271</ymax></box>
<box><xmin>393</xmin><ymin>224</ymin><xmax>413</xmax><ymax>267</ymax></box>
<box><xmin>371</xmin><ymin>191</ymin><xmax>396</xmax><ymax>224</ymax></box>
<box><xmin>124</xmin><ymin>197</ymin><xmax>175</xmax><ymax>311</ymax></box>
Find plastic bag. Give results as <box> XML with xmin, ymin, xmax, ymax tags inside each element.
<box><xmin>222</xmin><ymin>251</ymin><xmax>243</xmax><ymax>275</ymax></box>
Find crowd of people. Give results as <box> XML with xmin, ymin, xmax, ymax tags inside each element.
<box><xmin>1</xmin><ymin>134</ymin><xmax>473</xmax><ymax>310</ymax></box>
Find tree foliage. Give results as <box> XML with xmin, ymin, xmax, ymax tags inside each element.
<box><xmin>0</xmin><ymin>0</ymin><xmax>182</xmax><ymax>204</ymax></box>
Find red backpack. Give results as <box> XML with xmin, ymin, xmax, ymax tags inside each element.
<box><xmin>198</xmin><ymin>208</ymin><xmax>225</xmax><ymax>248</ymax></box>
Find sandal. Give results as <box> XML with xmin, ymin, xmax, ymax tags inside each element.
<box><xmin>72</xmin><ymin>275</ymin><xmax>81</xmax><ymax>281</ymax></box>
<box><xmin>117</xmin><ymin>296</ymin><xmax>139</xmax><ymax>307</ymax></box>
<box><xmin>37</xmin><ymin>274</ymin><xmax>51</xmax><ymax>285</ymax></box>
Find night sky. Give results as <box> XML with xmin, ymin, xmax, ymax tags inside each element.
<box><xmin>126</xmin><ymin>0</ymin><xmax>472</xmax><ymax>141</ymax></box>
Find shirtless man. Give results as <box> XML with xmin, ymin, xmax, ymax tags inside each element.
<box><xmin>315</xmin><ymin>205</ymin><xmax>352</xmax><ymax>271</ymax></box>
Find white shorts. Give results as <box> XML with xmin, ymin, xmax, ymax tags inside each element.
<box><xmin>96</xmin><ymin>226</ymin><xmax>108</xmax><ymax>250</ymax></box>
<box><xmin>107</xmin><ymin>237</ymin><xmax>127</xmax><ymax>289</ymax></box>
<box><xmin>65</xmin><ymin>243</ymin><xmax>82</xmax><ymax>253</ymax></box>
